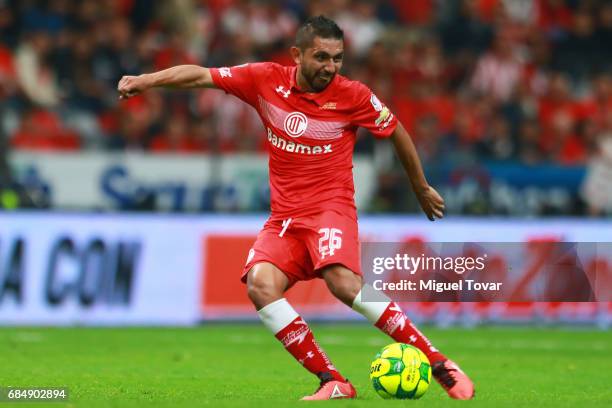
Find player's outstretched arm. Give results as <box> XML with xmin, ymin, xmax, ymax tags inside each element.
<box><xmin>117</xmin><ymin>65</ymin><xmax>215</xmax><ymax>99</ymax></box>
<box><xmin>391</xmin><ymin>122</ymin><xmax>445</xmax><ymax>221</ymax></box>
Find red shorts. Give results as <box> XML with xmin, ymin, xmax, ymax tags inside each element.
<box><xmin>242</xmin><ymin>210</ymin><xmax>362</xmax><ymax>286</ymax></box>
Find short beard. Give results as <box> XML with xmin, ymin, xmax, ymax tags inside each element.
<box><xmin>303</xmin><ymin>71</ymin><xmax>319</xmax><ymax>91</ymax></box>
<box><xmin>306</xmin><ymin>71</ymin><xmax>330</xmax><ymax>92</ymax></box>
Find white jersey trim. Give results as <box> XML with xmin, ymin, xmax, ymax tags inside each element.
<box><xmin>258</xmin><ymin>96</ymin><xmax>347</xmax><ymax>141</ymax></box>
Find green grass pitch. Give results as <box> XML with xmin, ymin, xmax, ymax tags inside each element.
<box><xmin>0</xmin><ymin>324</ymin><xmax>610</xmax><ymax>407</ymax></box>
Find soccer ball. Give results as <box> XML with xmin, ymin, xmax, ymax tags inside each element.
<box><xmin>369</xmin><ymin>343</ymin><xmax>432</xmax><ymax>399</ymax></box>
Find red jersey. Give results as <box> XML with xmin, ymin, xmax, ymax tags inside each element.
<box><xmin>210</xmin><ymin>62</ymin><xmax>398</xmax><ymax>220</ymax></box>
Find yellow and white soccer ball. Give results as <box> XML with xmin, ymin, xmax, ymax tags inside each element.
<box><xmin>369</xmin><ymin>342</ymin><xmax>432</xmax><ymax>399</ymax></box>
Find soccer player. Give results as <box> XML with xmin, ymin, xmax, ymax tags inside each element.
<box><xmin>118</xmin><ymin>16</ymin><xmax>475</xmax><ymax>401</ymax></box>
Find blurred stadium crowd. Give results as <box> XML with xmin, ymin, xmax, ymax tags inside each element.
<box><xmin>0</xmin><ymin>0</ymin><xmax>610</xmax><ymax>192</ymax></box>
<box><xmin>0</xmin><ymin>0</ymin><xmax>610</xmax><ymax>162</ymax></box>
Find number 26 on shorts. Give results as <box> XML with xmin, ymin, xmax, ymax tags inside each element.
<box><xmin>318</xmin><ymin>228</ymin><xmax>342</xmax><ymax>259</ymax></box>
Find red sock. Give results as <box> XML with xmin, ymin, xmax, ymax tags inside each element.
<box><xmin>275</xmin><ymin>317</ymin><xmax>346</xmax><ymax>382</ymax></box>
<box><xmin>375</xmin><ymin>302</ymin><xmax>446</xmax><ymax>364</ymax></box>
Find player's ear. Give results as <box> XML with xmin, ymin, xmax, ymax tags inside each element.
<box><xmin>290</xmin><ymin>46</ymin><xmax>302</xmax><ymax>65</ymax></box>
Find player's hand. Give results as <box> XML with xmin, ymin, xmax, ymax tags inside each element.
<box><xmin>415</xmin><ymin>185</ymin><xmax>445</xmax><ymax>221</ymax></box>
<box><xmin>117</xmin><ymin>75</ymin><xmax>151</xmax><ymax>99</ymax></box>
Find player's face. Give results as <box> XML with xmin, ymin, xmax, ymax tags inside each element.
<box><xmin>293</xmin><ymin>37</ymin><xmax>344</xmax><ymax>92</ymax></box>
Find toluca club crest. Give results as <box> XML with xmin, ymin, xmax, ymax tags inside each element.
<box><xmin>283</xmin><ymin>112</ymin><xmax>308</xmax><ymax>138</ymax></box>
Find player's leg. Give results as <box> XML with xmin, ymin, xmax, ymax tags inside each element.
<box><xmin>246</xmin><ymin>261</ymin><xmax>289</xmax><ymax>309</ymax></box>
<box><xmin>320</xmin><ymin>264</ymin><xmax>475</xmax><ymax>400</ymax></box>
<box><xmin>320</xmin><ymin>264</ymin><xmax>446</xmax><ymax>363</ymax></box>
<box><xmin>306</xmin><ymin>210</ymin><xmax>445</xmax><ymax>364</ymax></box>
<box><xmin>246</xmin><ymin>261</ymin><xmax>353</xmax><ymax>399</ymax></box>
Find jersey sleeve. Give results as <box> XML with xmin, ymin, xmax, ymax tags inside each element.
<box><xmin>210</xmin><ymin>63</ymin><xmax>264</xmax><ymax>107</ymax></box>
<box><xmin>350</xmin><ymin>83</ymin><xmax>398</xmax><ymax>138</ymax></box>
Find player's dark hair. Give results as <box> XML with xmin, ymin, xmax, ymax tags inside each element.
<box><xmin>295</xmin><ymin>15</ymin><xmax>344</xmax><ymax>51</ymax></box>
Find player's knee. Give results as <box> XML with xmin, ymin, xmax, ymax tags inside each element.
<box><xmin>246</xmin><ymin>277</ymin><xmax>276</xmax><ymax>306</ymax></box>
<box><xmin>246</xmin><ymin>268</ymin><xmax>284</xmax><ymax>309</ymax></box>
